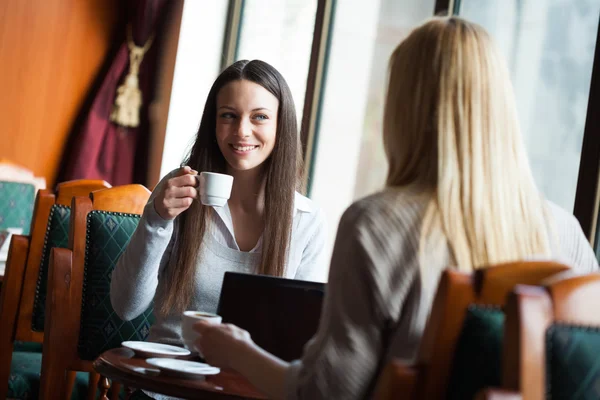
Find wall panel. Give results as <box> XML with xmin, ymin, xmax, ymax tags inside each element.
<box><xmin>0</xmin><ymin>0</ymin><xmax>120</xmax><ymax>186</ymax></box>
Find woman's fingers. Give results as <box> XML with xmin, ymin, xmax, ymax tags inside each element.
<box><xmin>165</xmin><ymin>185</ymin><xmax>198</xmax><ymax>200</ymax></box>
<box><xmin>167</xmin><ymin>197</ymin><xmax>194</xmax><ymax>209</ymax></box>
<box><xmin>174</xmin><ymin>165</ymin><xmax>198</xmax><ymax>177</ymax></box>
<box><xmin>153</xmin><ymin>167</ymin><xmax>199</xmax><ymax>220</ymax></box>
<box><xmin>168</xmin><ymin>173</ymin><xmax>198</xmax><ymax>190</ymax></box>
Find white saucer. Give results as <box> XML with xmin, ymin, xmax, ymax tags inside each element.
<box><xmin>146</xmin><ymin>358</ymin><xmax>221</xmax><ymax>379</ymax></box>
<box><xmin>122</xmin><ymin>341</ymin><xmax>191</xmax><ymax>358</ymax></box>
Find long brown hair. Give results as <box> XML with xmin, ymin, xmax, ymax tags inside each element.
<box><xmin>383</xmin><ymin>17</ymin><xmax>551</xmax><ymax>271</ymax></box>
<box><xmin>161</xmin><ymin>60</ymin><xmax>303</xmax><ymax>313</ymax></box>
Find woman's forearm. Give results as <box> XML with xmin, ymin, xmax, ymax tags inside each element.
<box><xmin>232</xmin><ymin>342</ymin><xmax>290</xmax><ymax>400</ymax></box>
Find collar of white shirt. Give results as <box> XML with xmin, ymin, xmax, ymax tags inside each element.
<box><xmin>210</xmin><ymin>192</ymin><xmax>312</xmax><ymax>253</ymax></box>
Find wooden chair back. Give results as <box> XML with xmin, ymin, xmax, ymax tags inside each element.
<box><xmin>503</xmin><ymin>272</ymin><xmax>600</xmax><ymax>400</ymax></box>
<box><xmin>0</xmin><ymin>179</ymin><xmax>109</xmax><ymax>399</ymax></box>
<box><xmin>373</xmin><ymin>261</ymin><xmax>571</xmax><ymax>400</ymax></box>
<box><xmin>39</xmin><ymin>184</ymin><xmax>151</xmax><ymax>400</ymax></box>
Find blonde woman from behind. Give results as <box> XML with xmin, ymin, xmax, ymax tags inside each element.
<box><xmin>189</xmin><ymin>17</ymin><xmax>599</xmax><ymax>400</ymax></box>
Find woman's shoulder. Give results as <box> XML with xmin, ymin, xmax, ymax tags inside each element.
<box><xmin>341</xmin><ymin>186</ymin><xmax>432</xmax><ymax>230</ymax></box>
<box><xmin>545</xmin><ymin>200</ymin><xmax>581</xmax><ymax>228</ymax></box>
<box><xmin>544</xmin><ymin>199</ymin><xmax>591</xmax><ymax>248</ymax></box>
<box><xmin>334</xmin><ymin>188</ymin><xmax>430</xmax><ymax>306</ymax></box>
<box><xmin>543</xmin><ymin>199</ymin><xmax>599</xmax><ymax>272</ymax></box>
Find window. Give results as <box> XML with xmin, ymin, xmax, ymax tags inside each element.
<box><xmin>459</xmin><ymin>0</ymin><xmax>600</xmax><ymax>211</ymax></box>
<box><xmin>160</xmin><ymin>1</ymin><xmax>229</xmax><ymax>177</ymax></box>
<box><xmin>309</xmin><ymin>0</ymin><xmax>435</xmax><ymax>260</ymax></box>
<box><xmin>236</xmin><ymin>0</ymin><xmax>319</xmax><ymax>123</ymax></box>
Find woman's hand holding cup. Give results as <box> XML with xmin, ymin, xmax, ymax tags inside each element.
<box><xmin>154</xmin><ymin>166</ymin><xmax>198</xmax><ymax>220</ymax></box>
<box><xmin>181</xmin><ymin>311</ymin><xmax>223</xmax><ymax>358</ymax></box>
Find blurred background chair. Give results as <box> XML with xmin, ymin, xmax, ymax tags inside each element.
<box><xmin>0</xmin><ymin>160</ymin><xmax>47</xmax><ymax>282</ymax></box>
<box><xmin>0</xmin><ymin>179</ymin><xmax>110</xmax><ymax>400</ymax></box>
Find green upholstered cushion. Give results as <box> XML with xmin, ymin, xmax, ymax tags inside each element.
<box><xmin>546</xmin><ymin>323</ymin><xmax>600</xmax><ymax>399</ymax></box>
<box><xmin>0</xmin><ymin>181</ymin><xmax>35</xmax><ymax>235</ymax></box>
<box><xmin>446</xmin><ymin>305</ymin><xmax>505</xmax><ymax>400</ymax></box>
<box><xmin>32</xmin><ymin>204</ymin><xmax>71</xmax><ymax>332</ymax></box>
<box><xmin>7</xmin><ymin>351</ymin><xmax>89</xmax><ymax>399</ymax></box>
<box><xmin>78</xmin><ymin>211</ymin><xmax>154</xmax><ymax>361</ymax></box>
<box><xmin>13</xmin><ymin>341</ymin><xmax>43</xmax><ymax>353</ymax></box>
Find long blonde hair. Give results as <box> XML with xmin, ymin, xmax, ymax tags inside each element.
<box><xmin>383</xmin><ymin>17</ymin><xmax>551</xmax><ymax>270</ymax></box>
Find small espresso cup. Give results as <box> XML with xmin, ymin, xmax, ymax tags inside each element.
<box><xmin>181</xmin><ymin>311</ymin><xmax>222</xmax><ymax>355</ymax></box>
<box><xmin>195</xmin><ymin>172</ymin><xmax>233</xmax><ymax>207</ymax></box>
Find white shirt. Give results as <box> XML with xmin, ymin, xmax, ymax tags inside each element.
<box><xmin>210</xmin><ymin>192</ymin><xmax>315</xmax><ymax>253</ymax></box>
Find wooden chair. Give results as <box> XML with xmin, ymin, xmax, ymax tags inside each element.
<box><xmin>373</xmin><ymin>261</ymin><xmax>571</xmax><ymax>400</ymax></box>
<box><xmin>498</xmin><ymin>272</ymin><xmax>600</xmax><ymax>400</ymax></box>
<box><xmin>39</xmin><ymin>185</ymin><xmax>153</xmax><ymax>400</ymax></box>
<box><xmin>0</xmin><ymin>179</ymin><xmax>110</xmax><ymax>400</ymax></box>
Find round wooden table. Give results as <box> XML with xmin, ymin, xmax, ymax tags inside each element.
<box><xmin>93</xmin><ymin>347</ymin><xmax>267</xmax><ymax>400</ymax></box>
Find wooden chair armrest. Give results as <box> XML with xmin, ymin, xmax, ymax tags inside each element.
<box><xmin>40</xmin><ymin>247</ymin><xmax>74</xmax><ymax>400</ymax></box>
<box><xmin>373</xmin><ymin>360</ymin><xmax>418</xmax><ymax>400</ymax></box>
<box><xmin>475</xmin><ymin>388</ymin><xmax>522</xmax><ymax>400</ymax></box>
<box><xmin>0</xmin><ymin>234</ymin><xmax>30</xmax><ymax>397</ymax></box>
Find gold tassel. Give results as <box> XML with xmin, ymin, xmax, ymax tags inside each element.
<box><xmin>110</xmin><ymin>25</ymin><xmax>155</xmax><ymax>128</ymax></box>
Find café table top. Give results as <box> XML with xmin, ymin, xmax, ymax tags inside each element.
<box><xmin>93</xmin><ymin>347</ymin><xmax>268</xmax><ymax>400</ymax></box>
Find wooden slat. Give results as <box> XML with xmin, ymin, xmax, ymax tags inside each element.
<box><xmin>40</xmin><ymin>247</ymin><xmax>75</xmax><ymax>400</ymax></box>
<box><xmin>0</xmin><ymin>235</ymin><xmax>30</xmax><ymax>398</ymax></box>
<box><xmin>90</xmin><ymin>184</ymin><xmax>151</xmax><ymax>214</ymax></box>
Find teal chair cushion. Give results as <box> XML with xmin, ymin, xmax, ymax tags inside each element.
<box><xmin>78</xmin><ymin>211</ymin><xmax>154</xmax><ymax>361</ymax></box>
<box><xmin>546</xmin><ymin>324</ymin><xmax>600</xmax><ymax>399</ymax></box>
<box><xmin>32</xmin><ymin>204</ymin><xmax>71</xmax><ymax>332</ymax></box>
<box><xmin>7</xmin><ymin>351</ymin><xmax>89</xmax><ymax>399</ymax></box>
<box><xmin>0</xmin><ymin>181</ymin><xmax>35</xmax><ymax>235</ymax></box>
<box><xmin>446</xmin><ymin>305</ymin><xmax>505</xmax><ymax>400</ymax></box>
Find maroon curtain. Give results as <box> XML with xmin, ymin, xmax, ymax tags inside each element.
<box><xmin>57</xmin><ymin>0</ymin><xmax>170</xmax><ymax>186</ymax></box>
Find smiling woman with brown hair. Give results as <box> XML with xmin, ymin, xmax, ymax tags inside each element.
<box><xmin>193</xmin><ymin>17</ymin><xmax>598</xmax><ymax>400</ymax></box>
<box><xmin>109</xmin><ymin>60</ymin><xmax>328</xmax><ymax>362</ymax></box>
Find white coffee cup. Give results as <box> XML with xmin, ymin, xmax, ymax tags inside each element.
<box><xmin>195</xmin><ymin>172</ymin><xmax>233</xmax><ymax>207</ymax></box>
<box><xmin>181</xmin><ymin>311</ymin><xmax>222</xmax><ymax>355</ymax></box>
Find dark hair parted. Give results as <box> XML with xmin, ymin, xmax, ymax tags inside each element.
<box><xmin>160</xmin><ymin>60</ymin><xmax>303</xmax><ymax>313</ymax></box>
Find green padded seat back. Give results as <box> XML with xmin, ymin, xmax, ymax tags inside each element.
<box><xmin>32</xmin><ymin>204</ymin><xmax>71</xmax><ymax>331</ymax></box>
<box><xmin>446</xmin><ymin>305</ymin><xmax>505</xmax><ymax>400</ymax></box>
<box><xmin>0</xmin><ymin>181</ymin><xmax>35</xmax><ymax>235</ymax></box>
<box><xmin>77</xmin><ymin>211</ymin><xmax>154</xmax><ymax>361</ymax></box>
<box><xmin>546</xmin><ymin>323</ymin><xmax>600</xmax><ymax>400</ymax></box>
